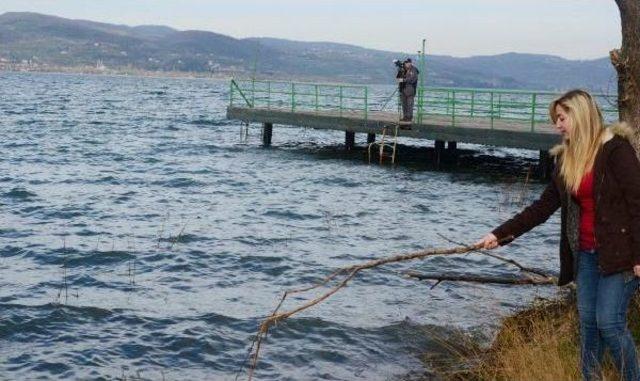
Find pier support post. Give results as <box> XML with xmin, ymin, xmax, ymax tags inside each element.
<box><xmin>345</xmin><ymin>130</ymin><xmax>355</xmax><ymax>150</ymax></box>
<box><xmin>447</xmin><ymin>141</ymin><xmax>458</xmax><ymax>163</ymax></box>
<box><xmin>262</xmin><ymin>123</ymin><xmax>273</xmax><ymax>147</ymax></box>
<box><xmin>539</xmin><ymin>150</ymin><xmax>553</xmax><ymax>179</ymax></box>
<box><xmin>367</xmin><ymin>133</ymin><xmax>376</xmax><ymax>144</ymax></box>
<box><xmin>435</xmin><ymin>140</ymin><xmax>445</xmax><ymax>167</ymax></box>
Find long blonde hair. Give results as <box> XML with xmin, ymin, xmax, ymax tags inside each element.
<box><xmin>548</xmin><ymin>89</ymin><xmax>605</xmax><ymax>193</ymax></box>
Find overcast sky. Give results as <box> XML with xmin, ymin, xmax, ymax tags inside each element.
<box><xmin>0</xmin><ymin>0</ymin><xmax>622</xmax><ymax>59</ymax></box>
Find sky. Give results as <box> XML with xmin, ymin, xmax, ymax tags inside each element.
<box><xmin>0</xmin><ymin>0</ymin><xmax>622</xmax><ymax>59</ymax></box>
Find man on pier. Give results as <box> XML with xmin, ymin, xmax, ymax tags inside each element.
<box><xmin>397</xmin><ymin>58</ymin><xmax>419</xmax><ymax>122</ymax></box>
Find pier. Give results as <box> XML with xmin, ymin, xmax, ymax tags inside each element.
<box><xmin>226</xmin><ymin>79</ymin><xmax>617</xmax><ymax>172</ymax></box>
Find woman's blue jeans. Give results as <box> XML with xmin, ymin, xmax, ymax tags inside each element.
<box><xmin>576</xmin><ymin>250</ymin><xmax>640</xmax><ymax>381</ymax></box>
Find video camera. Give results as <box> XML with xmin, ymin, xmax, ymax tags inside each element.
<box><xmin>393</xmin><ymin>59</ymin><xmax>407</xmax><ymax>91</ymax></box>
<box><xmin>393</xmin><ymin>59</ymin><xmax>405</xmax><ymax>78</ymax></box>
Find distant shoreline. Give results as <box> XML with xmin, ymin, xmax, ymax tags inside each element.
<box><xmin>0</xmin><ymin>66</ymin><xmax>381</xmax><ymax>85</ymax></box>
<box><xmin>0</xmin><ymin>65</ymin><xmax>234</xmax><ymax>81</ymax></box>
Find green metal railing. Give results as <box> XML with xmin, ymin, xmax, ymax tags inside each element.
<box><xmin>415</xmin><ymin>87</ymin><xmax>618</xmax><ymax>132</ymax></box>
<box><xmin>230</xmin><ymin>79</ymin><xmax>369</xmax><ymax>119</ymax></box>
<box><xmin>229</xmin><ymin>79</ymin><xmax>618</xmax><ymax>133</ymax></box>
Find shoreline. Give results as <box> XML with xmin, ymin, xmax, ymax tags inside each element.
<box><xmin>421</xmin><ymin>290</ymin><xmax>640</xmax><ymax>380</ymax></box>
<box><xmin>0</xmin><ymin>66</ymin><xmax>380</xmax><ymax>85</ymax></box>
<box><xmin>0</xmin><ymin>66</ymin><xmax>234</xmax><ymax>81</ymax></box>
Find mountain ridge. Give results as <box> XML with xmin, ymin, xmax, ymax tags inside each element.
<box><xmin>0</xmin><ymin>12</ymin><xmax>616</xmax><ymax>91</ymax></box>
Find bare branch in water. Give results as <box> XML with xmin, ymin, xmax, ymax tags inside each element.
<box><xmin>242</xmin><ymin>237</ymin><xmax>540</xmax><ymax>380</ymax></box>
<box><xmin>436</xmin><ymin>233</ymin><xmax>554</xmax><ymax>280</ymax></box>
<box><xmin>403</xmin><ymin>270</ymin><xmax>555</xmax><ymax>286</ymax></box>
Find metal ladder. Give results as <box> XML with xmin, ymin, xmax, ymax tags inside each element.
<box><xmin>367</xmin><ymin>118</ymin><xmax>412</xmax><ymax>164</ymax></box>
<box><xmin>368</xmin><ymin>88</ymin><xmax>413</xmax><ymax>164</ymax></box>
<box><xmin>368</xmin><ymin>94</ymin><xmax>412</xmax><ymax>164</ymax></box>
<box><xmin>367</xmin><ymin>124</ymin><xmax>396</xmax><ymax>164</ymax></box>
<box><xmin>238</xmin><ymin>121</ymin><xmax>250</xmax><ymax>144</ymax></box>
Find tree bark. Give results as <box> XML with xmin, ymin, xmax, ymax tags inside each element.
<box><xmin>612</xmin><ymin>0</ymin><xmax>640</xmax><ymax>155</ymax></box>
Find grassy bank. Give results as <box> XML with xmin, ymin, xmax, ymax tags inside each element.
<box><xmin>425</xmin><ymin>291</ymin><xmax>640</xmax><ymax>381</ymax></box>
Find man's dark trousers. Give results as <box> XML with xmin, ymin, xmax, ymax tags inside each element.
<box><xmin>401</xmin><ymin>88</ymin><xmax>415</xmax><ymax>121</ymax></box>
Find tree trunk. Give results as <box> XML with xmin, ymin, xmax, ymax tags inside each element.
<box><xmin>611</xmin><ymin>0</ymin><xmax>640</xmax><ymax>155</ymax></box>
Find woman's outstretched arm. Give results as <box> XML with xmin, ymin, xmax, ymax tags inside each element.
<box><xmin>476</xmin><ymin>178</ymin><xmax>562</xmax><ymax>250</ymax></box>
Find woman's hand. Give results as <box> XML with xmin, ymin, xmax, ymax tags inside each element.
<box><xmin>475</xmin><ymin>233</ymin><xmax>499</xmax><ymax>250</ymax></box>
<box><xmin>634</xmin><ymin>265</ymin><xmax>640</xmax><ymax>278</ymax></box>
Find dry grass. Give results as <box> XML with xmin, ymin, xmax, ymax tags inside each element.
<box><xmin>425</xmin><ymin>292</ymin><xmax>640</xmax><ymax>381</ymax></box>
<box><xmin>472</xmin><ymin>295</ymin><xmax>581</xmax><ymax>381</ymax></box>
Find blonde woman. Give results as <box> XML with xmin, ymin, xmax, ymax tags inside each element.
<box><xmin>476</xmin><ymin>89</ymin><xmax>640</xmax><ymax>381</ymax></box>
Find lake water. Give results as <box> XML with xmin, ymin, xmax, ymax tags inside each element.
<box><xmin>0</xmin><ymin>72</ymin><xmax>562</xmax><ymax>380</ymax></box>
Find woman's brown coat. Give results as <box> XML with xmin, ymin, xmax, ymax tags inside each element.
<box><xmin>492</xmin><ymin>123</ymin><xmax>640</xmax><ymax>286</ymax></box>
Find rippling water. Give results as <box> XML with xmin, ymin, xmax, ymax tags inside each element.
<box><xmin>0</xmin><ymin>72</ymin><xmax>562</xmax><ymax>380</ymax></box>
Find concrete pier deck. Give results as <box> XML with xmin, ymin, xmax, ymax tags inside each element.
<box><xmin>226</xmin><ymin>106</ymin><xmax>560</xmax><ymax>151</ymax></box>
<box><xmin>225</xmin><ymin>79</ymin><xmax>616</xmax><ymax>175</ymax></box>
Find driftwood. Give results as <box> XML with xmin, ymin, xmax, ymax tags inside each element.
<box><xmin>435</xmin><ymin>233</ymin><xmax>555</xmax><ymax>280</ymax></box>
<box><xmin>403</xmin><ymin>270</ymin><xmax>555</xmax><ymax>286</ymax></box>
<box><xmin>239</xmin><ymin>235</ymin><xmax>560</xmax><ymax>380</ymax></box>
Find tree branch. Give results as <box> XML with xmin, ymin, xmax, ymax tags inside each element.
<box><xmin>243</xmin><ymin>238</ymin><xmax>517</xmax><ymax>380</ymax></box>
<box><xmin>403</xmin><ymin>270</ymin><xmax>555</xmax><ymax>286</ymax></box>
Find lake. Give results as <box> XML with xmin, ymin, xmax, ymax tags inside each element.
<box><xmin>0</xmin><ymin>72</ymin><xmax>561</xmax><ymax>380</ymax></box>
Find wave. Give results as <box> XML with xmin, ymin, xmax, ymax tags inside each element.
<box><xmin>2</xmin><ymin>187</ymin><xmax>37</xmax><ymax>201</ymax></box>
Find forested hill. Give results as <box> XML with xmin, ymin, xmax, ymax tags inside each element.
<box><xmin>0</xmin><ymin>12</ymin><xmax>615</xmax><ymax>91</ymax></box>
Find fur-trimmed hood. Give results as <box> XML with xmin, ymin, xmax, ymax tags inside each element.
<box><xmin>549</xmin><ymin>122</ymin><xmax>636</xmax><ymax>157</ymax></box>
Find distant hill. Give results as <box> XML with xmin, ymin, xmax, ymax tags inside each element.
<box><xmin>0</xmin><ymin>12</ymin><xmax>617</xmax><ymax>91</ymax></box>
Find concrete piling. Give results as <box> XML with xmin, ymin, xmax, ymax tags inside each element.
<box><xmin>367</xmin><ymin>133</ymin><xmax>376</xmax><ymax>144</ymax></box>
<box><xmin>345</xmin><ymin>130</ymin><xmax>355</xmax><ymax>150</ymax></box>
<box><xmin>262</xmin><ymin>122</ymin><xmax>273</xmax><ymax>147</ymax></box>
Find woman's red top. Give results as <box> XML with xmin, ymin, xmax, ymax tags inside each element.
<box><xmin>575</xmin><ymin>170</ymin><xmax>596</xmax><ymax>250</ymax></box>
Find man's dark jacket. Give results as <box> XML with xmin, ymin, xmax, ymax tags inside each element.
<box><xmin>492</xmin><ymin>123</ymin><xmax>640</xmax><ymax>286</ymax></box>
<box><xmin>401</xmin><ymin>66</ymin><xmax>419</xmax><ymax>96</ymax></box>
